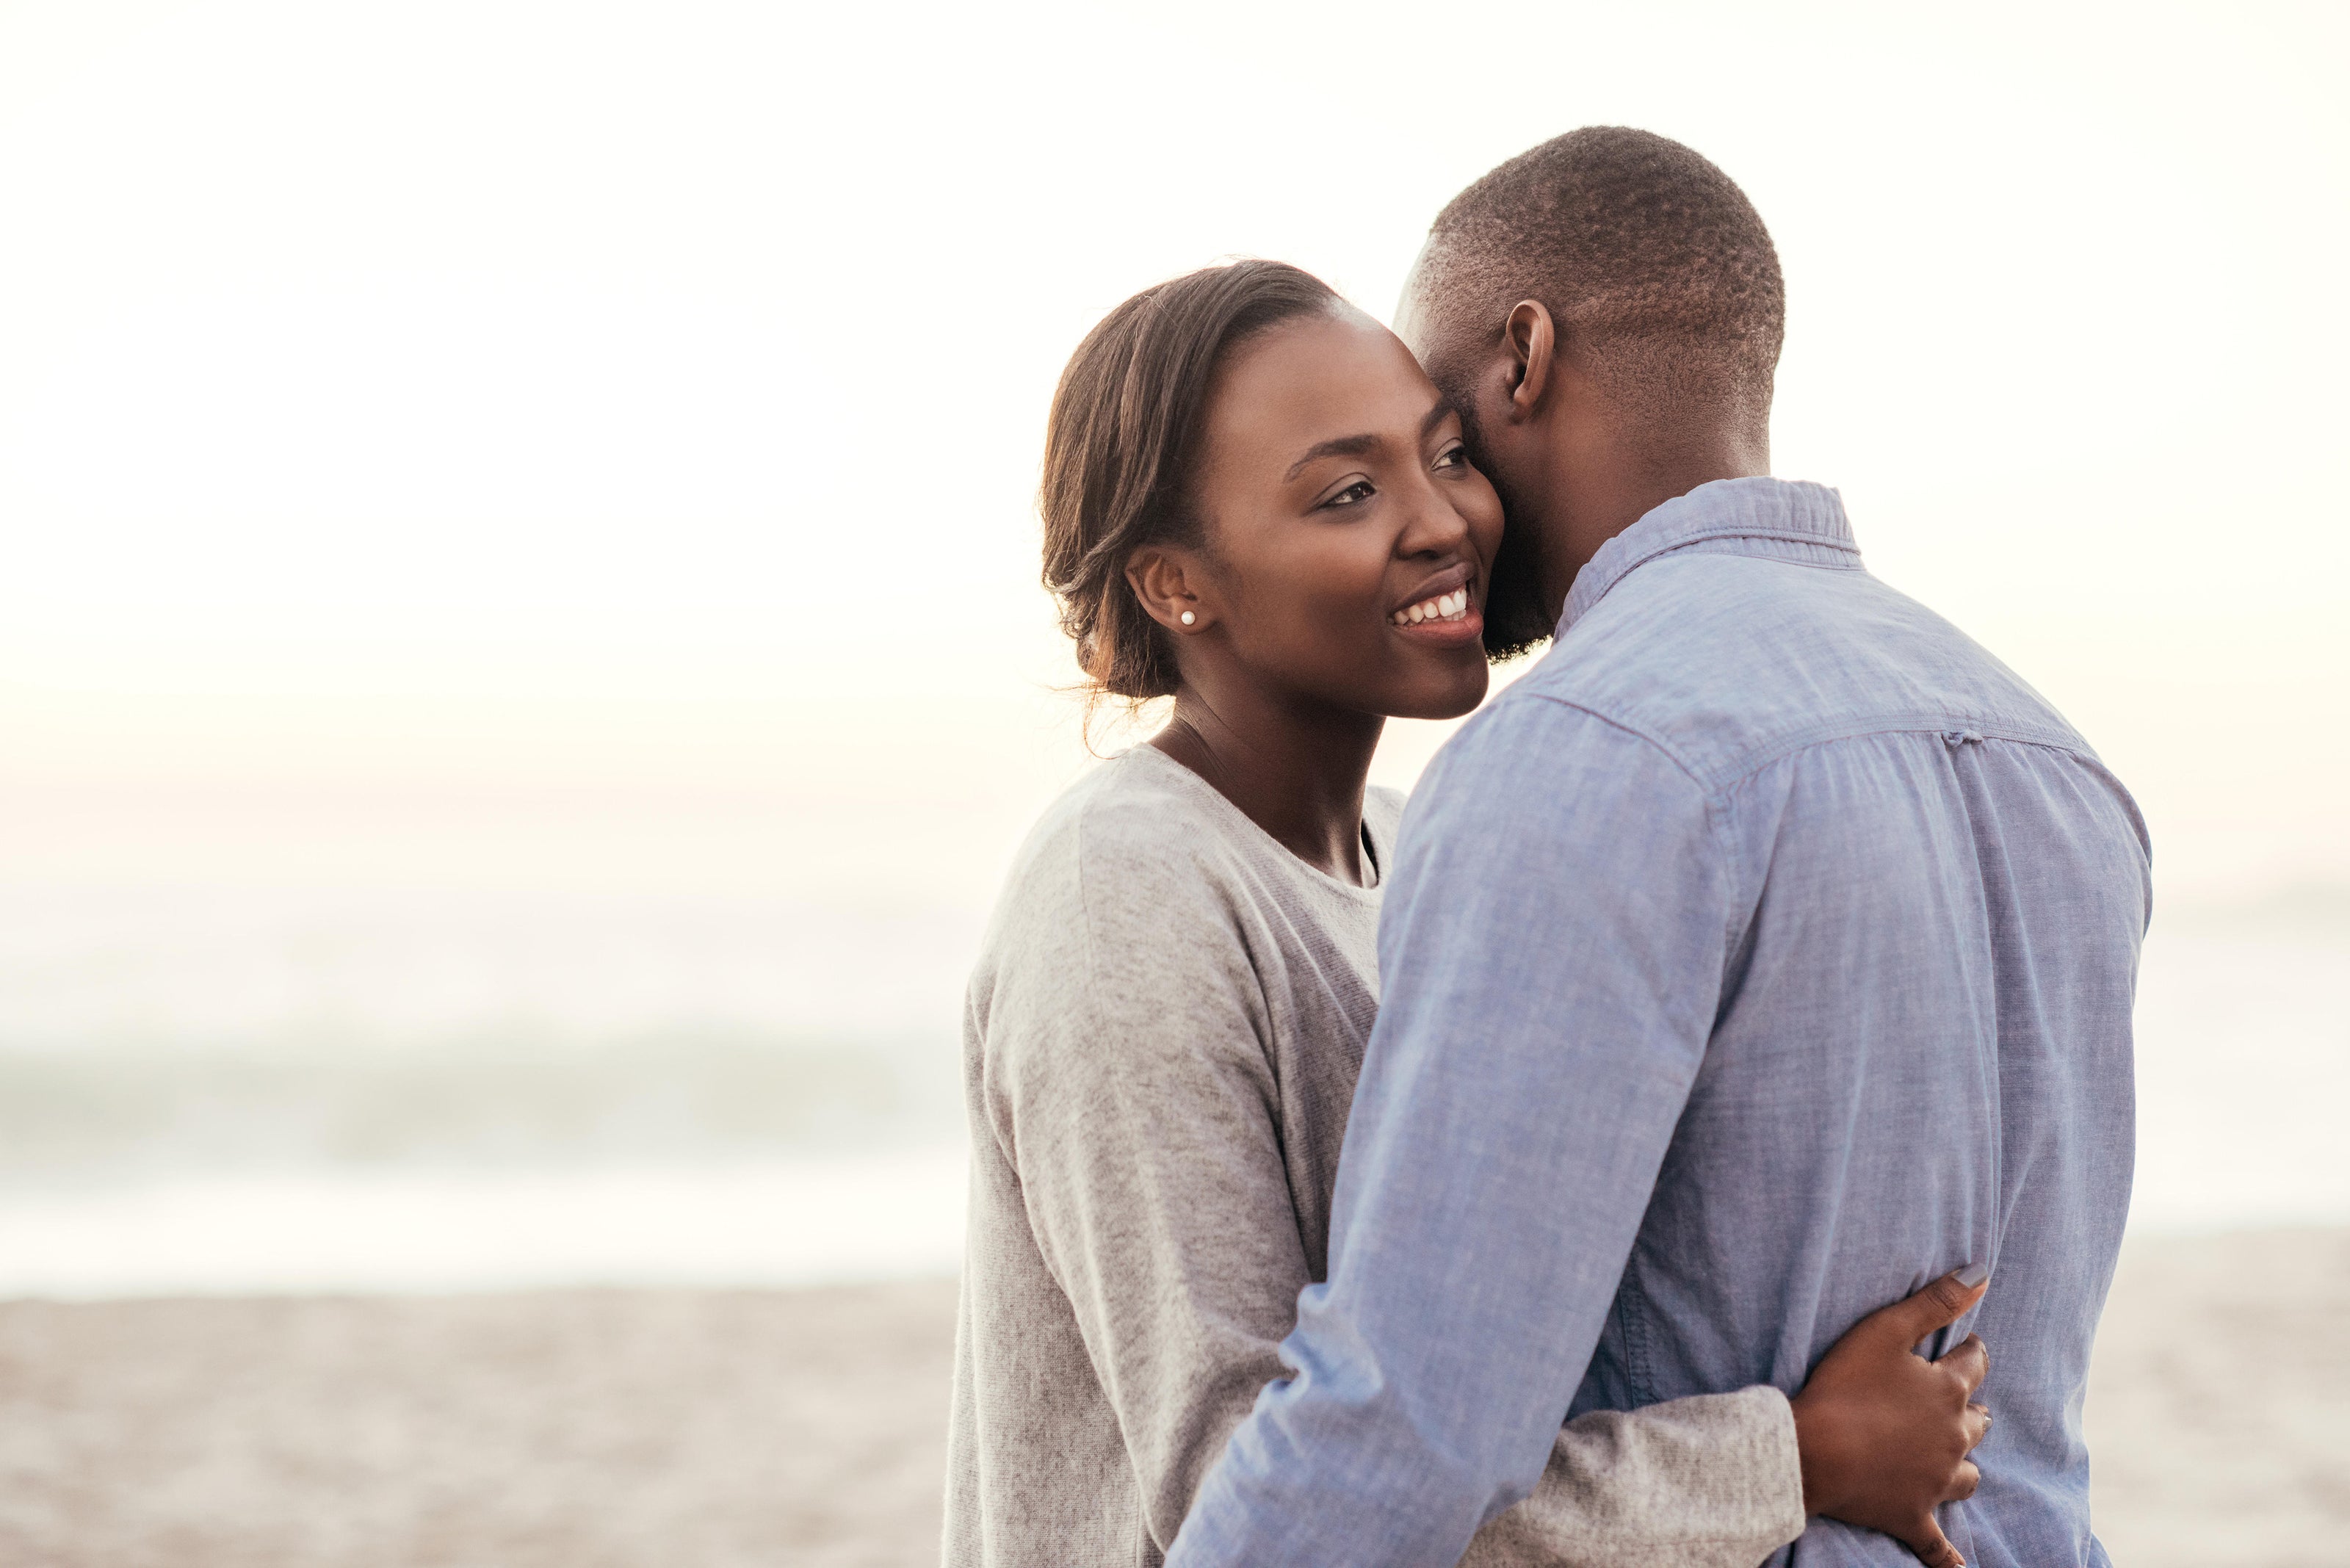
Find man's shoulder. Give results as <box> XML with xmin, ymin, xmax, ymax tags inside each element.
<box><xmin>1509</xmin><ymin>552</ymin><xmax>2089</xmax><ymax>791</ymax></box>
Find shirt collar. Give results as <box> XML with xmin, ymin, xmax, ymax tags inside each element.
<box><xmin>1558</xmin><ymin>477</ymin><xmax>1858</xmax><ymax>634</ymax></box>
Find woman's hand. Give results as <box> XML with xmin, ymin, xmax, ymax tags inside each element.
<box><xmin>1789</xmin><ymin>1269</ymin><xmax>1993</xmax><ymax>1568</ymax></box>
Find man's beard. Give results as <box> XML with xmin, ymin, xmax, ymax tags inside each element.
<box><xmin>1453</xmin><ymin>400</ymin><xmax>1556</xmax><ymax>662</ymax></box>
<box><xmin>1480</xmin><ymin>516</ymin><xmax>1555</xmax><ymax>661</ymax></box>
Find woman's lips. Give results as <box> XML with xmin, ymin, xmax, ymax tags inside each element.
<box><xmin>1388</xmin><ymin>563</ymin><xmax>1475</xmax><ymax>620</ymax></box>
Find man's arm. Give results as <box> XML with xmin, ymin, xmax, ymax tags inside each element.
<box><xmin>1168</xmin><ymin>696</ymin><xmax>1738</xmax><ymax>1567</ymax></box>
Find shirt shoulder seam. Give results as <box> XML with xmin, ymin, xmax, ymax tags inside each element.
<box><xmin>1516</xmin><ymin>690</ymin><xmax>1715</xmax><ymax>792</ymax></box>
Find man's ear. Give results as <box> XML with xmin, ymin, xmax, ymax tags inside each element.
<box><xmin>1502</xmin><ymin>300</ymin><xmax>1558</xmax><ymax>424</ymax></box>
<box><xmin>1124</xmin><ymin>545</ymin><xmax>1215</xmax><ymax>634</ymax></box>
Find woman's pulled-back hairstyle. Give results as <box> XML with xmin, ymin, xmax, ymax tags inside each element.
<box><xmin>1041</xmin><ymin>260</ymin><xmax>1339</xmax><ymax>704</ymax></box>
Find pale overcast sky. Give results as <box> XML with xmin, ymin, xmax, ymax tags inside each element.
<box><xmin>0</xmin><ymin>0</ymin><xmax>2343</xmax><ymax>906</ymax></box>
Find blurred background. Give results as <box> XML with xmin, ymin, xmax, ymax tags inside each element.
<box><xmin>0</xmin><ymin>1</ymin><xmax>2343</xmax><ymax>1564</ymax></box>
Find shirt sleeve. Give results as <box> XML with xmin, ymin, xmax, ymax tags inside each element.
<box><xmin>1168</xmin><ymin>696</ymin><xmax>1740</xmax><ymax>1567</ymax></box>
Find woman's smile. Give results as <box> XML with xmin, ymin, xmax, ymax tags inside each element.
<box><xmin>1389</xmin><ymin>563</ymin><xmax>1482</xmax><ymax>642</ymax></box>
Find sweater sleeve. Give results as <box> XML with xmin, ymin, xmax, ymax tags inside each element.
<box><xmin>1469</xmin><ymin>1389</ymin><xmax>1805</xmax><ymax>1568</ymax></box>
<box><xmin>978</xmin><ymin>798</ymin><xmax>1317</xmax><ymax>1554</ymax></box>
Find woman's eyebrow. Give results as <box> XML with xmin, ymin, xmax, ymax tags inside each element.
<box><xmin>1284</xmin><ymin>433</ymin><xmax>1379</xmax><ymax>482</ymax></box>
<box><xmin>1287</xmin><ymin>402</ymin><xmax>1447</xmax><ymax>482</ymax></box>
<box><xmin>1281</xmin><ymin>404</ymin><xmax>1452</xmax><ymax>483</ymax></box>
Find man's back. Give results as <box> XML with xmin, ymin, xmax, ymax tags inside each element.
<box><xmin>1539</xmin><ymin>480</ymin><xmax>2146</xmax><ymax>1565</ymax></box>
<box><xmin>1168</xmin><ymin>478</ymin><xmax>2146</xmax><ymax>1568</ymax></box>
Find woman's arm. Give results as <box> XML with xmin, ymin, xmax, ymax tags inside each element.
<box><xmin>1467</xmin><ymin>1387</ymin><xmax>1801</xmax><ymax>1568</ymax></box>
<box><xmin>980</xmin><ymin>839</ymin><xmax>1327</xmax><ymax>1553</ymax></box>
<box><xmin>1473</xmin><ymin>1272</ymin><xmax>1992</xmax><ymax>1568</ymax></box>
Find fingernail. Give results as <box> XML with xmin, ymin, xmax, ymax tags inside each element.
<box><xmin>1956</xmin><ymin>1260</ymin><xmax>1991</xmax><ymax>1288</ymax></box>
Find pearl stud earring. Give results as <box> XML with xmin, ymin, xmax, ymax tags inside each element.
<box><xmin>1179</xmin><ymin>610</ymin><xmax>1196</xmax><ymax>626</ymax></box>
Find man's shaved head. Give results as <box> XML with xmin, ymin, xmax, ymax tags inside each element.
<box><xmin>1405</xmin><ymin>126</ymin><xmax>1784</xmax><ymax>446</ymax></box>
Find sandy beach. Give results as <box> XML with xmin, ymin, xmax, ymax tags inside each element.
<box><xmin>1</xmin><ymin>1227</ymin><xmax>2342</xmax><ymax>1567</ymax></box>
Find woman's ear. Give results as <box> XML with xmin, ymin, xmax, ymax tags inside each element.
<box><xmin>1124</xmin><ymin>546</ymin><xmax>1214</xmax><ymax>634</ymax></box>
<box><xmin>1503</xmin><ymin>300</ymin><xmax>1557</xmax><ymax>423</ymax></box>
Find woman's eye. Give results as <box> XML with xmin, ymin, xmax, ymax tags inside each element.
<box><xmin>1434</xmin><ymin>444</ymin><xmax>1469</xmax><ymax>470</ymax></box>
<box><xmin>1322</xmin><ymin>480</ymin><xmax>1375</xmax><ymax>508</ymax></box>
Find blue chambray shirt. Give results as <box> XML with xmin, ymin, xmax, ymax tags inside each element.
<box><xmin>1168</xmin><ymin>478</ymin><xmax>2148</xmax><ymax>1568</ymax></box>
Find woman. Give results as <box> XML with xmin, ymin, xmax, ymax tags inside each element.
<box><xmin>945</xmin><ymin>261</ymin><xmax>1989</xmax><ymax>1567</ymax></box>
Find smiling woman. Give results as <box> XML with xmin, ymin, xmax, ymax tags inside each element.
<box><xmin>1037</xmin><ymin>259</ymin><xmax>1501</xmax><ymax>883</ymax></box>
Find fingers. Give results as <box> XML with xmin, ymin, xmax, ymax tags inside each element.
<box><xmin>1865</xmin><ymin>1269</ymin><xmax>1990</xmax><ymax>1348</ymax></box>
<box><xmin>1937</xmin><ymin>1332</ymin><xmax>1989</xmax><ymax>1395</ymax></box>
<box><xmin>1903</xmin><ymin>1515</ymin><xmax>1966</xmax><ymax>1568</ymax></box>
<box><xmin>1960</xmin><ymin>1401</ymin><xmax>1992</xmax><ymax>1453</ymax></box>
<box><xmin>1942</xmin><ymin>1459</ymin><xmax>1982</xmax><ymax>1503</ymax></box>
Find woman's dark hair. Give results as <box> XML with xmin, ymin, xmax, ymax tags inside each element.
<box><xmin>1041</xmin><ymin>259</ymin><xmax>1340</xmax><ymax>704</ymax></box>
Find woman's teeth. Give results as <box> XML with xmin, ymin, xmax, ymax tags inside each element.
<box><xmin>1392</xmin><ymin>588</ymin><xmax>1471</xmax><ymax>626</ymax></box>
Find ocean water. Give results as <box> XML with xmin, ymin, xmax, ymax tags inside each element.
<box><xmin>2126</xmin><ymin>894</ymin><xmax>2350</xmax><ymax>1231</ymax></box>
<box><xmin>0</xmin><ymin>884</ymin><xmax>2339</xmax><ymax>1297</ymax></box>
<box><xmin>0</xmin><ymin>886</ymin><xmax>982</xmax><ymax>1295</ymax></box>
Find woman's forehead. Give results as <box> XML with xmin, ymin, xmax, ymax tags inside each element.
<box><xmin>1205</xmin><ymin>310</ymin><xmax>1442</xmax><ymax>458</ymax></box>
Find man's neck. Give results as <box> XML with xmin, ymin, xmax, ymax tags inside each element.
<box><xmin>1149</xmin><ymin>679</ymin><xmax>1383</xmax><ymax>885</ymax></box>
<box><xmin>1538</xmin><ymin>431</ymin><xmax>1770</xmax><ymax>626</ymax></box>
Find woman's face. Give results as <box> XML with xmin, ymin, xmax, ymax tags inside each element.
<box><xmin>1163</xmin><ymin>306</ymin><xmax>1504</xmax><ymax>722</ymax></box>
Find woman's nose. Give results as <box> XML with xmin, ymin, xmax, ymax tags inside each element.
<box><xmin>1396</xmin><ymin>484</ymin><xmax>1473</xmax><ymax>557</ymax></box>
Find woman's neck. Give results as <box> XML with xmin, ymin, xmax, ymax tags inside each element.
<box><xmin>1148</xmin><ymin>678</ymin><xmax>1384</xmax><ymax>885</ymax></box>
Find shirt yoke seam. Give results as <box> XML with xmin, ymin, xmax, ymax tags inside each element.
<box><xmin>1516</xmin><ymin>693</ymin><xmax>2093</xmax><ymax>798</ymax></box>
<box><xmin>1702</xmin><ymin>718</ymin><xmax>2097</xmax><ymax>794</ymax></box>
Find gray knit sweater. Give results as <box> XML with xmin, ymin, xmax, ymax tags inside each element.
<box><xmin>944</xmin><ymin>745</ymin><xmax>1804</xmax><ymax>1567</ymax></box>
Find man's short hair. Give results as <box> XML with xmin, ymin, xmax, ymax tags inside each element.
<box><xmin>1412</xmin><ymin>127</ymin><xmax>1784</xmax><ymax>431</ymax></box>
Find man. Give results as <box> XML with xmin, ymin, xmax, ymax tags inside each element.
<box><xmin>1165</xmin><ymin>128</ymin><xmax>2148</xmax><ymax>1568</ymax></box>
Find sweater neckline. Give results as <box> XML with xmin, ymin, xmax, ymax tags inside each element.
<box><xmin>1118</xmin><ymin>745</ymin><xmax>1386</xmax><ymax>900</ymax></box>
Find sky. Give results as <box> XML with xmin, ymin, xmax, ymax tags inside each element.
<box><xmin>1</xmin><ymin>0</ymin><xmax>2345</xmax><ymax>917</ymax></box>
